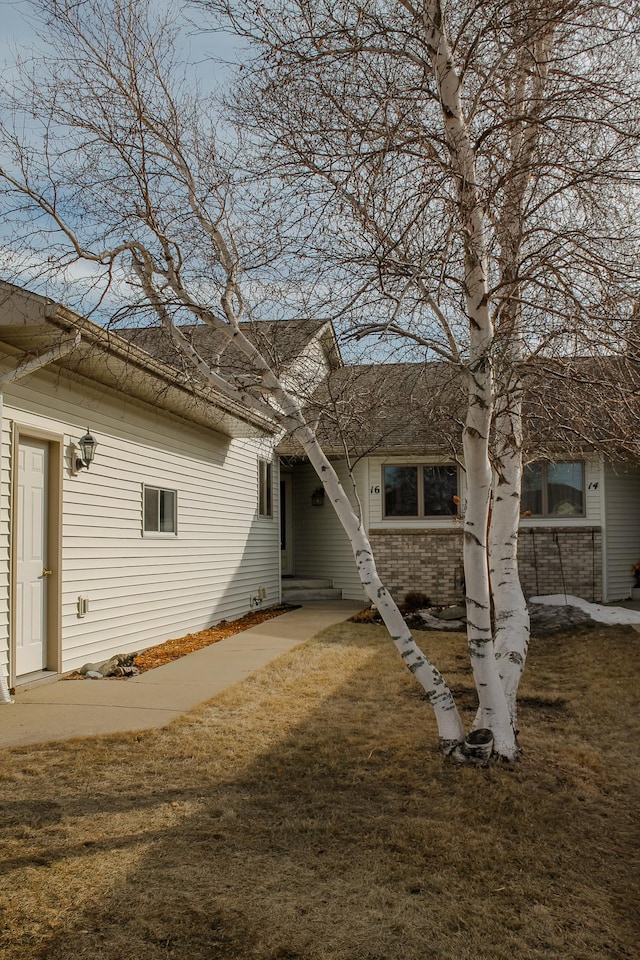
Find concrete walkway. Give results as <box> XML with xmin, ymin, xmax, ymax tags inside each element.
<box><xmin>0</xmin><ymin>601</ymin><xmax>364</xmax><ymax>749</ymax></box>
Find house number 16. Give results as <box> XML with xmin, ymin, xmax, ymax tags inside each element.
<box><xmin>370</xmin><ymin>485</ymin><xmax>380</xmax><ymax>494</ymax></box>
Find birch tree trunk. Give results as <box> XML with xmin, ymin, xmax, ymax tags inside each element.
<box><xmin>289</xmin><ymin>416</ymin><xmax>466</xmax><ymax>754</ymax></box>
<box><xmin>422</xmin><ymin>0</ymin><xmax>518</xmax><ymax>759</ymax></box>
<box><xmin>490</xmin><ymin>387</ymin><xmax>529</xmax><ymax>726</ymax></box>
<box><xmin>489</xmin><ymin>10</ymin><xmax>556</xmax><ymax>724</ymax></box>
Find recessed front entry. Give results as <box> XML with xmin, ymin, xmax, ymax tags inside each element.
<box><xmin>15</xmin><ymin>438</ymin><xmax>49</xmax><ymax>677</ymax></box>
<box><xmin>280</xmin><ymin>473</ymin><xmax>294</xmax><ymax>576</ymax></box>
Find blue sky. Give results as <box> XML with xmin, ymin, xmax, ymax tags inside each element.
<box><xmin>0</xmin><ymin>1</ymin><xmax>34</xmax><ymax>58</ymax></box>
<box><xmin>0</xmin><ymin>0</ymin><xmax>31</xmax><ymax>42</ymax></box>
<box><xmin>0</xmin><ymin>0</ymin><xmax>249</xmax><ymax>304</ymax></box>
<box><xmin>0</xmin><ymin>0</ymin><xmax>244</xmax><ymax>85</ymax></box>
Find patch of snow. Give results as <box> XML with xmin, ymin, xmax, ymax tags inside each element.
<box><xmin>530</xmin><ymin>595</ymin><xmax>640</xmax><ymax>625</ymax></box>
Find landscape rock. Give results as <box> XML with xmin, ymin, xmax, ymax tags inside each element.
<box><xmin>416</xmin><ymin>610</ymin><xmax>466</xmax><ymax>630</ymax></box>
<box><xmin>432</xmin><ymin>605</ymin><xmax>467</xmax><ymax>621</ymax></box>
<box><xmin>78</xmin><ymin>653</ymin><xmax>138</xmax><ymax>679</ymax></box>
<box><xmin>114</xmin><ymin>664</ymin><xmax>140</xmax><ymax>677</ymax></box>
<box><xmin>85</xmin><ymin>670</ymin><xmax>103</xmax><ymax>679</ymax></box>
<box><xmin>78</xmin><ymin>662</ymin><xmax>102</xmax><ymax>676</ymax></box>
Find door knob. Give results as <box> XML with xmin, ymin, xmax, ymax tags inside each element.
<box><xmin>42</xmin><ymin>569</ymin><xmax>53</xmax><ymax>577</ymax></box>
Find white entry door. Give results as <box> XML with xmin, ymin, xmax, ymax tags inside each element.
<box><xmin>16</xmin><ymin>439</ymin><xmax>49</xmax><ymax>677</ymax></box>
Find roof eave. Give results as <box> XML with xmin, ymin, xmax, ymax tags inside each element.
<box><xmin>0</xmin><ymin>282</ymin><xmax>277</xmax><ymax>439</ymax></box>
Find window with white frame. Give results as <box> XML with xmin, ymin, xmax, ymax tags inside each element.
<box><xmin>521</xmin><ymin>461</ymin><xmax>585</xmax><ymax>517</ymax></box>
<box><xmin>258</xmin><ymin>459</ymin><xmax>273</xmax><ymax>518</ymax></box>
<box><xmin>143</xmin><ymin>485</ymin><xmax>178</xmax><ymax>534</ymax></box>
<box><xmin>383</xmin><ymin>464</ymin><xmax>459</xmax><ymax>518</ymax></box>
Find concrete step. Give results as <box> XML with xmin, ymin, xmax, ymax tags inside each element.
<box><xmin>283</xmin><ymin>578</ymin><xmax>334</xmax><ymax>589</ymax></box>
<box><xmin>282</xmin><ymin>578</ymin><xmax>343</xmax><ymax>602</ymax></box>
<box><xmin>283</xmin><ymin>587</ymin><xmax>344</xmax><ymax>603</ymax></box>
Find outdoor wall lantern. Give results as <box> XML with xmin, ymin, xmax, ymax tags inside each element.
<box><xmin>311</xmin><ymin>486</ymin><xmax>325</xmax><ymax>507</ymax></box>
<box><xmin>74</xmin><ymin>428</ymin><xmax>98</xmax><ymax>473</ymax></box>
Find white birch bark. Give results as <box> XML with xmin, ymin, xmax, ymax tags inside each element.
<box><xmin>490</xmin><ymin>391</ymin><xmax>529</xmax><ymax>725</ymax></box>
<box><xmin>422</xmin><ymin>0</ymin><xmax>518</xmax><ymax>759</ymax></box>
<box><xmin>489</xmin><ymin>13</ymin><xmax>556</xmax><ymax>724</ymax></box>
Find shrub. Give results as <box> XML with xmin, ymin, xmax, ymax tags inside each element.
<box><xmin>402</xmin><ymin>591</ymin><xmax>431</xmax><ymax>612</ymax></box>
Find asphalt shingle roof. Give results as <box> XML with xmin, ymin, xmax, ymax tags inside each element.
<box><xmin>117</xmin><ymin>319</ymin><xmax>640</xmax><ymax>463</ymax></box>
<box><xmin>118</xmin><ymin>320</ymin><xmax>337</xmax><ymax>384</ymax></box>
<box><xmin>280</xmin><ymin>356</ymin><xmax>640</xmax><ymax>462</ymax></box>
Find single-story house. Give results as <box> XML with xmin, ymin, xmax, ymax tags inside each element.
<box><xmin>1</xmin><ymin>279</ymin><xmax>638</xmax><ymax>692</ymax></box>
<box><xmin>117</xmin><ymin>319</ymin><xmax>640</xmax><ymax>609</ymax></box>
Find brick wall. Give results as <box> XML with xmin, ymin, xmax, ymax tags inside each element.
<box><xmin>518</xmin><ymin>527</ymin><xmax>602</xmax><ymax>602</ymax></box>
<box><xmin>369</xmin><ymin>526</ymin><xmax>603</xmax><ymax>606</ymax></box>
<box><xmin>370</xmin><ymin>529</ymin><xmax>465</xmax><ymax>605</ymax></box>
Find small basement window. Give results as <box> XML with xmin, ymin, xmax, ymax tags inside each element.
<box><xmin>521</xmin><ymin>462</ymin><xmax>585</xmax><ymax>517</ymax></box>
<box><xmin>258</xmin><ymin>459</ymin><xmax>273</xmax><ymax>518</ymax></box>
<box><xmin>143</xmin><ymin>485</ymin><xmax>178</xmax><ymax>535</ymax></box>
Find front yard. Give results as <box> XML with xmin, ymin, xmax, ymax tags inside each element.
<box><xmin>0</xmin><ymin>621</ymin><xmax>638</xmax><ymax>959</ymax></box>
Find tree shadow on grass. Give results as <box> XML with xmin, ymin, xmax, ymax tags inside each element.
<box><xmin>1</xmin><ymin>627</ymin><xmax>638</xmax><ymax>960</ymax></box>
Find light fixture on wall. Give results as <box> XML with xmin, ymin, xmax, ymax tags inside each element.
<box><xmin>311</xmin><ymin>486</ymin><xmax>325</xmax><ymax>507</ymax></box>
<box><xmin>74</xmin><ymin>428</ymin><xmax>98</xmax><ymax>473</ymax></box>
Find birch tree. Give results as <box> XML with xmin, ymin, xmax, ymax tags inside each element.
<box><xmin>0</xmin><ymin>0</ymin><xmax>468</xmax><ymax>754</ymax></box>
<box><xmin>201</xmin><ymin>0</ymin><xmax>640</xmax><ymax>739</ymax></box>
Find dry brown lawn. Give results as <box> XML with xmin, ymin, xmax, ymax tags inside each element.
<box><xmin>1</xmin><ymin>622</ymin><xmax>638</xmax><ymax>960</ymax></box>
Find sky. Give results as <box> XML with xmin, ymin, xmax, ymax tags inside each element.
<box><xmin>0</xmin><ymin>0</ymin><xmax>243</xmax><ymax>88</ymax></box>
<box><xmin>0</xmin><ymin>0</ymin><xmax>32</xmax><ymax>48</ymax></box>
<box><xmin>0</xmin><ymin>2</ymin><xmax>420</xmax><ymax>361</ymax></box>
<box><xmin>0</xmin><ymin>0</ymin><xmax>253</xmax><ymax>316</ymax></box>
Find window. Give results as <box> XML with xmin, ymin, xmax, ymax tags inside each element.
<box><xmin>258</xmin><ymin>459</ymin><xmax>273</xmax><ymax>518</ymax></box>
<box><xmin>383</xmin><ymin>464</ymin><xmax>458</xmax><ymax>518</ymax></box>
<box><xmin>521</xmin><ymin>462</ymin><xmax>584</xmax><ymax>517</ymax></box>
<box><xmin>143</xmin><ymin>485</ymin><xmax>177</xmax><ymax>534</ymax></box>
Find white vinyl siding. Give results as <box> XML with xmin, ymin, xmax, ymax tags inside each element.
<box><xmin>0</xmin><ymin>365</ymin><xmax>279</xmax><ymax>675</ymax></box>
<box><xmin>292</xmin><ymin>459</ymin><xmax>366</xmax><ymax>602</ymax></box>
<box><xmin>603</xmin><ymin>463</ymin><xmax>640</xmax><ymax>601</ymax></box>
<box><xmin>282</xmin><ymin>335</ymin><xmax>334</xmax><ymax>401</ymax></box>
